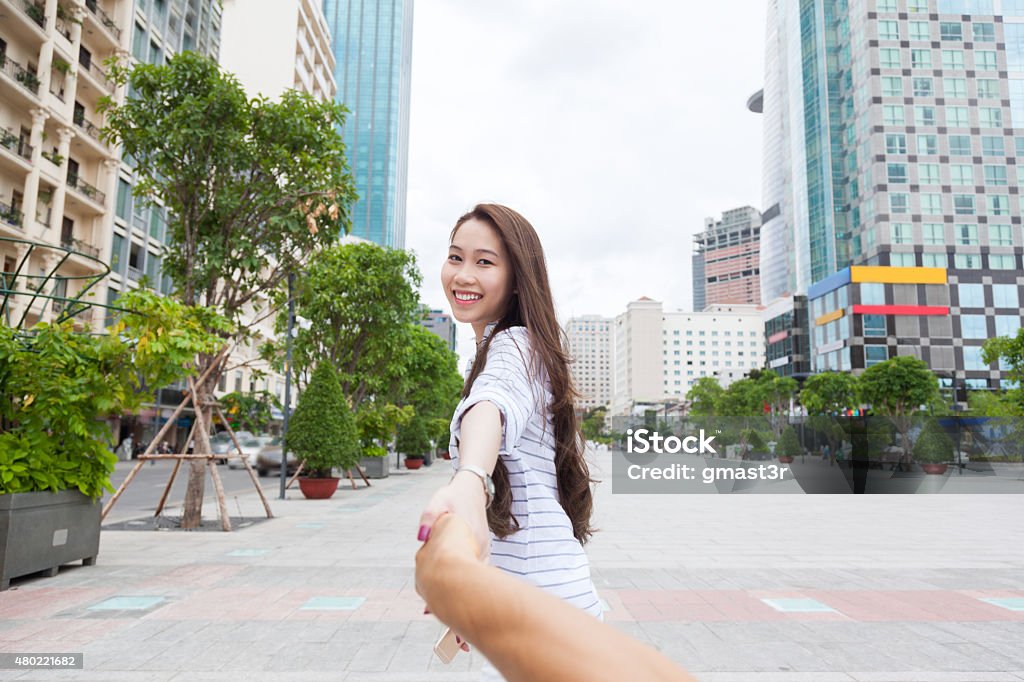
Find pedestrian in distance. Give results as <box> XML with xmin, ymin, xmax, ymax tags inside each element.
<box><xmin>418</xmin><ymin>203</ymin><xmax>600</xmax><ymax>680</ymax></box>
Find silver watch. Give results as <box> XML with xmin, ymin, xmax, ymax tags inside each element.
<box><xmin>455</xmin><ymin>464</ymin><xmax>495</xmax><ymax>508</ymax></box>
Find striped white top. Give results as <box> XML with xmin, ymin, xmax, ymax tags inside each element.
<box><xmin>449</xmin><ymin>324</ymin><xmax>602</xmax><ymax>618</ymax></box>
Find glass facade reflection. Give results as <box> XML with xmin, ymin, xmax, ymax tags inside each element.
<box><xmin>322</xmin><ymin>0</ymin><xmax>414</xmax><ymax>248</ymax></box>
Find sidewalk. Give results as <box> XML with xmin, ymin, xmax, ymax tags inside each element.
<box><xmin>0</xmin><ymin>450</ymin><xmax>1022</xmax><ymax>681</ymax></box>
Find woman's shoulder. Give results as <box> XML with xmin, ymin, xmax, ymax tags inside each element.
<box><xmin>488</xmin><ymin>325</ymin><xmax>533</xmax><ymax>358</ymax></box>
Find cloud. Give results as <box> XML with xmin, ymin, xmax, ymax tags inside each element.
<box><xmin>406</xmin><ymin>1</ymin><xmax>767</xmax><ymax>362</ymax></box>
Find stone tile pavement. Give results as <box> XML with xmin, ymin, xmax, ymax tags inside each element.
<box><xmin>0</xmin><ymin>450</ymin><xmax>1022</xmax><ymax>680</ymax></box>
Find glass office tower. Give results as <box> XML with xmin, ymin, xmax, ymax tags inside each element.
<box><xmin>754</xmin><ymin>0</ymin><xmax>1024</xmax><ymax>397</ymax></box>
<box><xmin>322</xmin><ymin>0</ymin><xmax>414</xmax><ymax>248</ymax></box>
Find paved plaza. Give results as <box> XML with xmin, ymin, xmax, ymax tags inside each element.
<box><xmin>1</xmin><ymin>450</ymin><xmax>1023</xmax><ymax>681</ymax></box>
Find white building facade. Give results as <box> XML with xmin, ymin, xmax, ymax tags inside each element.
<box><xmin>220</xmin><ymin>0</ymin><xmax>335</xmax><ymax>101</ymax></box>
<box><xmin>564</xmin><ymin>315</ymin><xmax>612</xmax><ymax>411</ymax></box>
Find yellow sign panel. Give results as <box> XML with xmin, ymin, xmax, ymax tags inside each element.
<box><xmin>815</xmin><ymin>309</ymin><xmax>845</xmax><ymax>326</ymax></box>
<box><xmin>850</xmin><ymin>266</ymin><xmax>946</xmax><ymax>284</ymax></box>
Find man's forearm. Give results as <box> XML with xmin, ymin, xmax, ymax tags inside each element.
<box><xmin>423</xmin><ymin>551</ymin><xmax>694</xmax><ymax>682</ymax></box>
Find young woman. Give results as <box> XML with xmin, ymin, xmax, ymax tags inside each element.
<box><xmin>418</xmin><ymin>203</ymin><xmax>601</xmax><ymax>676</ymax></box>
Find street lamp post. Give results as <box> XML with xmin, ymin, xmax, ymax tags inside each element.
<box><xmin>280</xmin><ymin>272</ymin><xmax>296</xmax><ymax>500</ymax></box>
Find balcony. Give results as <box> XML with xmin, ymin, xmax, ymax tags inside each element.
<box><xmin>73</xmin><ymin>112</ymin><xmax>104</xmax><ymax>142</ymax></box>
<box><xmin>0</xmin><ymin>56</ymin><xmax>41</xmax><ymax>97</ymax></box>
<box><xmin>126</xmin><ymin>265</ymin><xmax>142</xmax><ymax>282</ymax></box>
<box><xmin>84</xmin><ymin>0</ymin><xmax>121</xmax><ymax>42</ymax></box>
<box><xmin>76</xmin><ymin>57</ymin><xmax>112</xmax><ymax>92</ymax></box>
<box><xmin>0</xmin><ymin>200</ymin><xmax>24</xmax><ymax>229</ymax></box>
<box><xmin>61</xmin><ymin>235</ymin><xmax>101</xmax><ymax>259</ymax></box>
<box><xmin>20</xmin><ymin>0</ymin><xmax>46</xmax><ymax>30</ymax></box>
<box><xmin>0</xmin><ymin>130</ymin><xmax>33</xmax><ymax>162</ymax></box>
<box><xmin>66</xmin><ymin>174</ymin><xmax>106</xmax><ymax>205</ymax></box>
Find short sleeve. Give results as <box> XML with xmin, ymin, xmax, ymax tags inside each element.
<box><xmin>451</xmin><ymin>328</ymin><xmax>540</xmax><ymax>458</ymax></box>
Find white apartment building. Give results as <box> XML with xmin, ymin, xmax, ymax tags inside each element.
<box><xmin>1</xmin><ymin>0</ymin><xmax>132</xmax><ymax>329</ymax></box>
<box><xmin>564</xmin><ymin>315</ymin><xmax>612</xmax><ymax>411</ymax></box>
<box><xmin>220</xmin><ymin>0</ymin><xmax>335</xmax><ymax>101</ymax></box>
<box><xmin>610</xmin><ymin>298</ymin><xmax>767</xmax><ymax>416</ymax></box>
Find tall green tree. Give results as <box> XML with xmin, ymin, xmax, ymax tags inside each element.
<box><xmin>859</xmin><ymin>355</ymin><xmax>940</xmax><ymax>465</ymax></box>
<box><xmin>686</xmin><ymin>376</ymin><xmax>725</xmax><ymax>416</ymax></box>
<box><xmin>220</xmin><ymin>390</ymin><xmax>281</xmax><ymax>434</ymax></box>
<box><xmin>981</xmin><ymin>328</ymin><xmax>1024</xmax><ymax>415</ymax></box>
<box><xmin>800</xmin><ymin>371</ymin><xmax>860</xmax><ymax>461</ymax></box>
<box><xmin>100</xmin><ymin>52</ymin><xmax>356</xmax><ymax>526</ymax></box>
<box><xmin>272</xmin><ymin>242</ymin><xmax>422</xmax><ymax>407</ymax></box>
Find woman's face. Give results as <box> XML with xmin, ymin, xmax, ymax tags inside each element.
<box><xmin>442</xmin><ymin>218</ymin><xmax>515</xmax><ymax>340</ymax></box>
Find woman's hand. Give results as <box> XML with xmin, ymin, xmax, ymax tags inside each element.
<box><xmin>418</xmin><ymin>472</ymin><xmax>491</xmax><ymax>560</ymax></box>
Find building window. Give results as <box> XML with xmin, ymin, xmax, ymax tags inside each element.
<box><xmin>954</xmin><ymin>195</ymin><xmax>976</xmax><ymax>215</ymax></box>
<box><xmin>911</xmin><ymin>49</ymin><xmax>932</xmax><ymax>68</ymax></box>
<box><xmin>977</xmin><ymin>78</ymin><xmax>1000</xmax><ymax>99</ymax></box>
<box><xmin>996</xmin><ymin>315</ymin><xmax>1022</xmax><ymax>337</ymax></box>
<box><xmin>973</xmin><ymin>23</ymin><xmax>996</xmax><ymax>42</ymax></box>
<box><xmin>891</xmin><ymin>223</ymin><xmax>912</xmax><ymax>244</ymax></box>
<box><xmin>923</xmin><ymin>253</ymin><xmax>947</xmax><ymax>268</ymax></box>
<box><xmin>879</xmin><ymin>20</ymin><xmax>899</xmax><ymax>40</ymax></box>
<box><xmin>882</xmin><ymin>76</ymin><xmax>903</xmax><ymax>96</ymax></box>
<box><xmin>942</xmin><ymin>50</ymin><xmax>964</xmax><ymax>70</ymax></box>
<box><xmin>946</xmin><ymin>107</ymin><xmax>969</xmax><ymax>127</ymax></box>
<box><xmin>981</xmin><ymin>136</ymin><xmax>1005</xmax><ymax>156</ymax></box>
<box><xmin>891</xmin><ymin>252</ymin><xmax>916</xmax><ymax>267</ymax></box>
<box><xmin>949</xmin><ymin>135</ymin><xmax>971</xmax><ymax>156</ymax></box>
<box><xmin>963</xmin><ymin>345</ymin><xmax>988</xmax><ymax>371</ymax></box>
<box><xmin>976</xmin><ymin>51</ymin><xmax>998</xmax><ymax>71</ymax></box>
<box><xmin>865</xmin><ymin>346</ymin><xmax>889</xmax><ymax>367</ymax></box>
<box><xmin>920</xmin><ymin>193</ymin><xmax>943</xmax><ymax>214</ymax></box>
<box><xmin>954</xmin><ymin>253</ymin><xmax>983</xmax><ymax>269</ymax></box>
<box><xmin>909</xmin><ymin>21</ymin><xmax>930</xmax><ymax>41</ymax></box>
<box><xmin>863</xmin><ymin>314</ymin><xmax>887</xmax><ymax>337</ymax></box>
<box><xmin>889</xmin><ymin>193</ymin><xmax>910</xmax><ymax>213</ymax></box>
<box><xmin>987</xmin><ymin>195</ymin><xmax>1010</xmax><ymax>215</ymax></box>
<box><xmin>923</xmin><ymin>223</ymin><xmax>945</xmax><ymax>245</ymax></box>
<box><xmin>993</xmin><ymin>283</ymin><xmax>1019</xmax><ymax>308</ymax></box>
<box><xmin>918</xmin><ymin>163</ymin><xmax>940</xmax><ymax>184</ymax></box>
<box><xmin>913</xmin><ymin>78</ymin><xmax>937</xmax><ymax>97</ymax></box>
<box><xmin>886</xmin><ymin>133</ymin><xmax>907</xmax><ymax>154</ymax></box>
<box><xmin>985</xmin><ymin>165</ymin><xmax>1008</xmax><ymax>186</ymax></box>
<box><xmin>956</xmin><ymin>224</ymin><xmax>979</xmax><ymax>246</ymax></box>
<box><xmin>917</xmin><ymin>135</ymin><xmax>938</xmax><ymax>156</ymax></box>
<box><xmin>915</xmin><ymin>106</ymin><xmax>937</xmax><ymax>126</ymax></box>
<box><xmin>861</xmin><ymin>282</ymin><xmax>885</xmax><ymax>305</ymax></box>
<box><xmin>990</xmin><ymin>253</ymin><xmax>1017</xmax><ymax>269</ymax></box>
<box><xmin>951</xmin><ymin>164</ymin><xmax>973</xmax><ymax>185</ymax></box>
<box><xmin>940</xmin><ymin>22</ymin><xmax>963</xmax><ymax>41</ymax></box>
<box><xmin>883</xmin><ymin>105</ymin><xmax>905</xmax><ymax>125</ymax></box>
<box><xmin>887</xmin><ymin>163</ymin><xmax>908</xmax><ymax>183</ymax></box>
<box><xmin>980</xmin><ymin>107</ymin><xmax>1003</xmax><ymax>128</ymax></box>
<box><xmin>959</xmin><ymin>284</ymin><xmax>985</xmax><ymax>308</ymax></box>
<box><xmin>942</xmin><ymin>78</ymin><xmax>967</xmax><ymax>99</ymax></box>
<box><xmin>880</xmin><ymin>48</ymin><xmax>901</xmax><ymax>68</ymax></box>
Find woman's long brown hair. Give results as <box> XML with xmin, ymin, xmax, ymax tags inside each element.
<box><xmin>454</xmin><ymin>203</ymin><xmax>595</xmax><ymax>544</ymax></box>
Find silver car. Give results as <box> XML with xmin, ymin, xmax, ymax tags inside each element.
<box><xmin>226</xmin><ymin>435</ymin><xmax>273</xmax><ymax>469</ymax></box>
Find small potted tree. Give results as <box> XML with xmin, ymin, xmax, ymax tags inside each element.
<box><xmin>913</xmin><ymin>418</ymin><xmax>954</xmax><ymax>475</ymax></box>
<box><xmin>776</xmin><ymin>425</ymin><xmax>802</xmax><ymax>464</ymax></box>
<box><xmin>397</xmin><ymin>415</ymin><xmax>431</xmax><ymax>470</ymax></box>
<box><xmin>285</xmin><ymin>362</ymin><xmax>360</xmax><ymax>499</ymax></box>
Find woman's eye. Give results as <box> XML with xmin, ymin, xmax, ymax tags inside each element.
<box><xmin>447</xmin><ymin>254</ymin><xmax>461</xmax><ymax>262</ymax></box>
<box><xmin>477</xmin><ymin>259</ymin><xmax>493</xmax><ymax>266</ymax></box>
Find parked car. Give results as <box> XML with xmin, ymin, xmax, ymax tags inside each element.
<box><xmin>209</xmin><ymin>431</ymin><xmax>254</xmax><ymax>463</ymax></box>
<box><xmin>226</xmin><ymin>435</ymin><xmax>273</xmax><ymax>469</ymax></box>
<box><xmin>255</xmin><ymin>438</ymin><xmax>300</xmax><ymax>477</ymax></box>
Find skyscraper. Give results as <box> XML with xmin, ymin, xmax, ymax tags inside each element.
<box><xmin>753</xmin><ymin>0</ymin><xmax>1024</xmax><ymax>399</ymax></box>
<box><xmin>322</xmin><ymin>0</ymin><xmax>414</xmax><ymax>249</ymax></box>
<box><xmin>692</xmin><ymin>207</ymin><xmax>763</xmax><ymax>310</ymax></box>
<box><xmin>564</xmin><ymin>315</ymin><xmax>613</xmax><ymax>411</ymax></box>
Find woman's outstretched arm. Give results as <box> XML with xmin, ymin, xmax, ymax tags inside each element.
<box><xmin>415</xmin><ymin>514</ymin><xmax>697</xmax><ymax>682</ymax></box>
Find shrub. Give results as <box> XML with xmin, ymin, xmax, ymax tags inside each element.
<box><xmin>913</xmin><ymin>419</ymin><xmax>954</xmax><ymax>464</ymax></box>
<box><xmin>285</xmin><ymin>363</ymin><xmax>360</xmax><ymax>477</ymax></box>
<box><xmin>777</xmin><ymin>425</ymin><xmax>802</xmax><ymax>458</ymax></box>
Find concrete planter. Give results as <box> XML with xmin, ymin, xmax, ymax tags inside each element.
<box><xmin>0</xmin><ymin>490</ymin><xmax>100</xmax><ymax>590</ymax></box>
<box><xmin>360</xmin><ymin>456</ymin><xmax>389</xmax><ymax>479</ymax></box>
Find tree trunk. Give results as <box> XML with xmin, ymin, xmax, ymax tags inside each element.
<box><xmin>180</xmin><ymin>364</ymin><xmax>218</xmax><ymax>529</ymax></box>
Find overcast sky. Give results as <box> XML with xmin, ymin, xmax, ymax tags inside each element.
<box><xmin>404</xmin><ymin>1</ymin><xmax>768</xmax><ymax>360</ymax></box>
